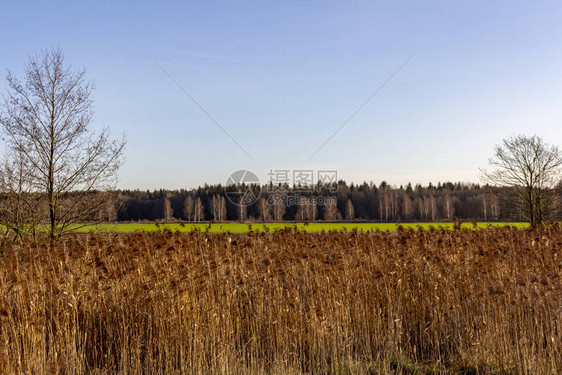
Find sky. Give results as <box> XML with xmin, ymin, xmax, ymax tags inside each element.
<box><xmin>1</xmin><ymin>1</ymin><xmax>562</xmax><ymax>190</ymax></box>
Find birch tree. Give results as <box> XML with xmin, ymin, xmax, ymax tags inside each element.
<box><xmin>482</xmin><ymin>135</ymin><xmax>562</xmax><ymax>225</ymax></box>
<box><xmin>0</xmin><ymin>48</ymin><xmax>125</xmax><ymax>239</ymax></box>
<box><xmin>183</xmin><ymin>195</ymin><xmax>194</xmax><ymax>221</ymax></box>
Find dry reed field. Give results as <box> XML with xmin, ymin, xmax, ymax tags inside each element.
<box><xmin>0</xmin><ymin>226</ymin><xmax>561</xmax><ymax>374</ymax></box>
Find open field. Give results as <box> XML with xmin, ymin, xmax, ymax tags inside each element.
<box><xmin>78</xmin><ymin>222</ymin><xmax>530</xmax><ymax>233</ymax></box>
<box><xmin>1</xmin><ymin>226</ymin><xmax>560</xmax><ymax>374</ymax></box>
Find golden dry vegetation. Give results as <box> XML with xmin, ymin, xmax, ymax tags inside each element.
<box><xmin>0</xmin><ymin>226</ymin><xmax>561</xmax><ymax>374</ymax></box>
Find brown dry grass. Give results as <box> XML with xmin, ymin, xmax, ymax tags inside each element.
<box><xmin>0</xmin><ymin>226</ymin><xmax>560</xmax><ymax>374</ymax></box>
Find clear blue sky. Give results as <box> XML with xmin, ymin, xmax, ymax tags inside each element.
<box><xmin>2</xmin><ymin>1</ymin><xmax>562</xmax><ymax>190</ymax></box>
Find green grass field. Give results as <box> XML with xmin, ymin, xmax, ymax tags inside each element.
<box><xmin>76</xmin><ymin>222</ymin><xmax>530</xmax><ymax>233</ymax></box>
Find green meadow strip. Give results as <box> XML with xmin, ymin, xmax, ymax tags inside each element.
<box><xmin>75</xmin><ymin>222</ymin><xmax>529</xmax><ymax>233</ymax></box>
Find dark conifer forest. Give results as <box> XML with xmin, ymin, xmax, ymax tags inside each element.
<box><xmin>115</xmin><ymin>181</ymin><xmax>533</xmax><ymax>222</ymax></box>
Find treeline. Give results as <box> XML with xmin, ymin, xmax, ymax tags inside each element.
<box><xmin>115</xmin><ymin>181</ymin><xmax>533</xmax><ymax>222</ymax></box>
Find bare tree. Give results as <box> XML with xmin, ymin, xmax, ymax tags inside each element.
<box><xmin>0</xmin><ymin>48</ymin><xmax>125</xmax><ymax>239</ymax></box>
<box><xmin>419</xmin><ymin>196</ymin><xmax>430</xmax><ymax>220</ymax></box>
<box><xmin>307</xmin><ymin>198</ymin><xmax>317</xmax><ymax>221</ymax></box>
<box><xmin>389</xmin><ymin>190</ymin><xmax>398</xmax><ymax>220</ymax></box>
<box><xmin>237</xmin><ymin>198</ymin><xmax>247</xmax><ymax>222</ymax></box>
<box><xmin>414</xmin><ymin>196</ymin><xmax>423</xmax><ymax>220</ymax></box>
<box><xmin>183</xmin><ymin>195</ymin><xmax>194</xmax><ymax>221</ymax></box>
<box><xmin>162</xmin><ymin>196</ymin><xmax>173</xmax><ymax>222</ymax></box>
<box><xmin>271</xmin><ymin>196</ymin><xmax>286</xmax><ymax>222</ymax></box>
<box><xmin>194</xmin><ymin>197</ymin><xmax>204</xmax><ymax>222</ymax></box>
<box><xmin>257</xmin><ymin>197</ymin><xmax>271</xmax><ymax>221</ymax></box>
<box><xmin>269</xmin><ymin>188</ymin><xmax>287</xmax><ymax>222</ymax></box>
<box><xmin>481</xmin><ymin>189</ymin><xmax>499</xmax><ymax>221</ymax></box>
<box><xmin>400</xmin><ymin>191</ymin><xmax>412</xmax><ymax>221</ymax></box>
<box><xmin>345</xmin><ymin>199</ymin><xmax>355</xmax><ymax>220</ymax></box>
<box><xmin>210</xmin><ymin>195</ymin><xmax>227</xmax><ymax>221</ymax></box>
<box><xmin>481</xmin><ymin>193</ymin><xmax>489</xmax><ymax>221</ymax></box>
<box><xmin>442</xmin><ymin>193</ymin><xmax>456</xmax><ymax>220</ymax></box>
<box><xmin>210</xmin><ymin>195</ymin><xmax>219</xmax><ymax>221</ymax></box>
<box><xmin>429</xmin><ymin>195</ymin><xmax>437</xmax><ymax>221</ymax></box>
<box><xmin>296</xmin><ymin>198</ymin><xmax>306</xmax><ymax>221</ymax></box>
<box><xmin>219</xmin><ymin>196</ymin><xmax>227</xmax><ymax>222</ymax></box>
<box><xmin>489</xmin><ymin>194</ymin><xmax>500</xmax><ymax>220</ymax></box>
<box><xmin>97</xmin><ymin>196</ymin><xmax>118</xmax><ymax>222</ymax></box>
<box><xmin>482</xmin><ymin>135</ymin><xmax>562</xmax><ymax>225</ymax></box>
<box><xmin>323</xmin><ymin>198</ymin><xmax>338</xmax><ymax>221</ymax></box>
<box><xmin>296</xmin><ymin>197</ymin><xmax>317</xmax><ymax>221</ymax></box>
<box><xmin>378</xmin><ymin>195</ymin><xmax>384</xmax><ymax>220</ymax></box>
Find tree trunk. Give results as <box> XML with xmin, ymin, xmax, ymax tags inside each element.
<box><xmin>49</xmin><ymin>111</ymin><xmax>56</xmax><ymax>240</ymax></box>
